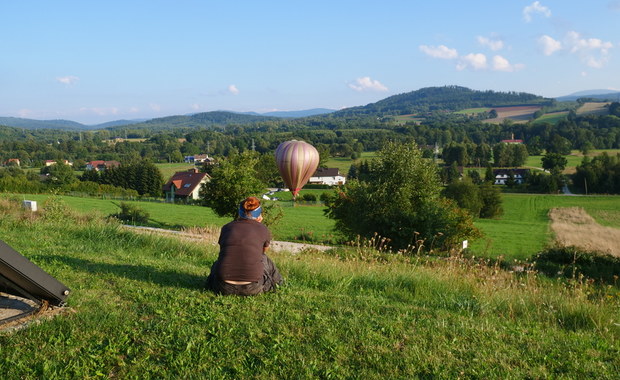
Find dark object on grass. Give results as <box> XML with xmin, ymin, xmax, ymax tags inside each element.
<box><xmin>0</xmin><ymin>239</ymin><xmax>70</xmax><ymax>309</ymax></box>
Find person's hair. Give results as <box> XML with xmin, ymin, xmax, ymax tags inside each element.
<box><xmin>242</xmin><ymin>197</ymin><xmax>261</xmax><ymax>212</ymax></box>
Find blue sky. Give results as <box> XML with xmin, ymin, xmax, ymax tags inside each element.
<box><xmin>1</xmin><ymin>1</ymin><xmax>619</xmax><ymax>124</ymax></box>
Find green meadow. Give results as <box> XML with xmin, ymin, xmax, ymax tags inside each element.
<box><xmin>10</xmin><ymin>191</ymin><xmax>620</xmax><ymax>261</ymax></box>
<box><xmin>0</xmin><ymin>197</ymin><xmax>618</xmax><ymax>378</ymax></box>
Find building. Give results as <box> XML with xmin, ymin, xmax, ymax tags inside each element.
<box><xmin>44</xmin><ymin>159</ymin><xmax>73</xmax><ymax>166</ymax></box>
<box><xmin>162</xmin><ymin>168</ymin><xmax>211</xmax><ymax>202</ymax></box>
<box><xmin>309</xmin><ymin>168</ymin><xmax>346</xmax><ymax>186</ymax></box>
<box><xmin>184</xmin><ymin>154</ymin><xmax>214</xmax><ymax>164</ymax></box>
<box><xmin>85</xmin><ymin>160</ymin><xmax>121</xmax><ymax>171</ymax></box>
<box><xmin>493</xmin><ymin>168</ymin><xmax>529</xmax><ymax>185</ymax></box>
<box><xmin>5</xmin><ymin>158</ymin><xmax>21</xmax><ymax>166</ymax></box>
<box><xmin>500</xmin><ymin>133</ymin><xmax>523</xmax><ymax>144</ymax></box>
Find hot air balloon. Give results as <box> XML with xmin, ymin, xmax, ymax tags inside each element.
<box><xmin>275</xmin><ymin>140</ymin><xmax>320</xmax><ymax>198</ymax></box>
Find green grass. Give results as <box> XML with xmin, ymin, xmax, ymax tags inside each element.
<box><xmin>11</xmin><ymin>193</ymin><xmax>336</xmax><ymax>243</ymax></box>
<box><xmin>0</xmin><ymin>200</ymin><xmax>618</xmax><ymax>378</ymax></box>
<box><xmin>155</xmin><ymin>163</ymin><xmax>197</xmax><ymax>180</ymax></box>
<box><xmin>10</xmin><ymin>190</ymin><xmax>620</xmax><ymax>261</ymax></box>
<box><xmin>471</xmin><ymin>193</ymin><xmax>620</xmax><ymax>260</ymax></box>
<box><xmin>532</xmin><ymin>112</ymin><xmax>568</xmax><ymax>124</ymax></box>
<box><xmin>455</xmin><ymin>107</ymin><xmax>491</xmax><ymax>114</ymax></box>
<box><xmin>325</xmin><ymin>151</ymin><xmax>377</xmax><ymax>175</ymax></box>
<box><xmin>525</xmin><ymin>150</ymin><xmax>620</xmax><ymax>172</ymax></box>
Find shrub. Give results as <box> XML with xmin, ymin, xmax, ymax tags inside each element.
<box><xmin>109</xmin><ymin>202</ymin><xmax>150</xmax><ymax>224</ymax></box>
<box><xmin>533</xmin><ymin>246</ymin><xmax>620</xmax><ymax>285</ymax></box>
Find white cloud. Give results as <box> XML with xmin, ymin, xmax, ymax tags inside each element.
<box><xmin>492</xmin><ymin>55</ymin><xmax>525</xmax><ymax>72</ymax></box>
<box><xmin>56</xmin><ymin>75</ymin><xmax>79</xmax><ymax>85</ymax></box>
<box><xmin>565</xmin><ymin>31</ymin><xmax>613</xmax><ymax>68</ymax></box>
<box><xmin>348</xmin><ymin>77</ymin><xmax>388</xmax><ymax>92</ymax></box>
<box><xmin>477</xmin><ymin>36</ymin><xmax>504</xmax><ymax>51</ymax></box>
<box><xmin>523</xmin><ymin>1</ymin><xmax>551</xmax><ymax>22</ymax></box>
<box><xmin>538</xmin><ymin>35</ymin><xmax>562</xmax><ymax>56</ymax></box>
<box><xmin>565</xmin><ymin>31</ymin><xmax>613</xmax><ymax>54</ymax></box>
<box><xmin>228</xmin><ymin>84</ymin><xmax>240</xmax><ymax>95</ymax></box>
<box><xmin>419</xmin><ymin>44</ymin><xmax>458</xmax><ymax>59</ymax></box>
<box><xmin>456</xmin><ymin>53</ymin><xmax>488</xmax><ymax>71</ymax></box>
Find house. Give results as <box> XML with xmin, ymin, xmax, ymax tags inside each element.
<box><xmin>184</xmin><ymin>154</ymin><xmax>214</xmax><ymax>164</ymax></box>
<box><xmin>44</xmin><ymin>159</ymin><xmax>73</xmax><ymax>166</ymax></box>
<box><xmin>162</xmin><ymin>168</ymin><xmax>211</xmax><ymax>202</ymax></box>
<box><xmin>309</xmin><ymin>168</ymin><xmax>346</xmax><ymax>186</ymax></box>
<box><xmin>493</xmin><ymin>168</ymin><xmax>529</xmax><ymax>185</ymax></box>
<box><xmin>85</xmin><ymin>160</ymin><xmax>121</xmax><ymax>171</ymax></box>
<box><xmin>5</xmin><ymin>158</ymin><xmax>21</xmax><ymax>166</ymax></box>
<box><xmin>500</xmin><ymin>133</ymin><xmax>523</xmax><ymax>144</ymax></box>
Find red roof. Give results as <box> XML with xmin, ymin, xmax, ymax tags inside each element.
<box><xmin>162</xmin><ymin>170</ymin><xmax>210</xmax><ymax>196</ymax></box>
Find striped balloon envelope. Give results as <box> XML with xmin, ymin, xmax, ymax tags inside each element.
<box><xmin>274</xmin><ymin>140</ymin><xmax>320</xmax><ymax>198</ymax></box>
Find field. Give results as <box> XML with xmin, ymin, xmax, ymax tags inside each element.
<box><xmin>454</xmin><ymin>107</ymin><xmax>491</xmax><ymax>115</ymax></box>
<box><xmin>483</xmin><ymin>105</ymin><xmax>542</xmax><ymax>124</ymax></box>
<box><xmin>549</xmin><ymin>207</ymin><xmax>620</xmax><ymax>257</ymax></box>
<box><xmin>577</xmin><ymin>102</ymin><xmax>610</xmax><ymax>116</ymax></box>
<box><xmin>392</xmin><ymin>114</ymin><xmax>424</xmax><ymax>125</ymax></box>
<box><xmin>526</xmin><ymin>149</ymin><xmax>620</xmax><ymax>174</ymax></box>
<box><xmin>325</xmin><ymin>151</ymin><xmax>377</xmax><ymax>174</ymax></box>
<box><xmin>531</xmin><ymin>111</ymin><xmax>569</xmax><ymax>125</ymax></box>
<box><xmin>11</xmin><ymin>191</ymin><xmax>620</xmax><ymax>261</ymax></box>
<box><xmin>155</xmin><ymin>163</ymin><xmax>196</xmax><ymax>180</ymax></box>
<box><xmin>0</xmin><ymin>199</ymin><xmax>618</xmax><ymax>378</ymax></box>
<box><xmin>470</xmin><ymin>193</ymin><xmax>620</xmax><ymax>260</ymax></box>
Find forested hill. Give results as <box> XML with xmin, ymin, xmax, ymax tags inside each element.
<box><xmin>109</xmin><ymin>111</ymin><xmax>278</xmax><ymax>132</ymax></box>
<box><xmin>0</xmin><ymin>117</ymin><xmax>86</xmax><ymax>130</ymax></box>
<box><xmin>334</xmin><ymin>86</ymin><xmax>553</xmax><ymax>117</ymax></box>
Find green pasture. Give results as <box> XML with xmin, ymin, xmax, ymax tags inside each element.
<box><xmin>471</xmin><ymin>193</ymin><xmax>620</xmax><ymax>260</ymax></box>
<box><xmin>10</xmin><ymin>193</ymin><xmax>336</xmax><ymax>244</ymax></box>
<box><xmin>525</xmin><ymin>149</ymin><xmax>620</xmax><ymax>172</ymax></box>
<box><xmin>10</xmin><ymin>190</ymin><xmax>620</xmax><ymax>261</ymax></box>
<box><xmin>455</xmin><ymin>107</ymin><xmax>491</xmax><ymax>114</ymax></box>
<box><xmin>532</xmin><ymin>111</ymin><xmax>568</xmax><ymax>124</ymax></box>
<box><xmin>0</xmin><ymin>200</ymin><xmax>618</xmax><ymax>378</ymax></box>
<box><xmin>325</xmin><ymin>151</ymin><xmax>377</xmax><ymax>174</ymax></box>
<box><xmin>155</xmin><ymin>162</ymin><xmax>196</xmax><ymax>180</ymax></box>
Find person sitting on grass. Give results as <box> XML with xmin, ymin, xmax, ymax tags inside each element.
<box><xmin>205</xmin><ymin>197</ymin><xmax>283</xmax><ymax>296</ymax></box>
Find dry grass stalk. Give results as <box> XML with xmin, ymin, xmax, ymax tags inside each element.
<box><xmin>549</xmin><ymin>207</ymin><xmax>620</xmax><ymax>257</ymax></box>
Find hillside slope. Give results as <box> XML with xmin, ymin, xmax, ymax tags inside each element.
<box><xmin>0</xmin><ymin>198</ymin><xmax>618</xmax><ymax>378</ymax></box>
<box><xmin>335</xmin><ymin>85</ymin><xmax>552</xmax><ymax>117</ymax></box>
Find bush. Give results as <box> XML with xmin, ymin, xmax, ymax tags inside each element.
<box><xmin>109</xmin><ymin>202</ymin><xmax>150</xmax><ymax>224</ymax></box>
<box><xmin>533</xmin><ymin>246</ymin><xmax>620</xmax><ymax>285</ymax></box>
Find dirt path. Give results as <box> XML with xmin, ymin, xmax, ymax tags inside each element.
<box><xmin>123</xmin><ymin>225</ymin><xmax>333</xmax><ymax>254</ymax></box>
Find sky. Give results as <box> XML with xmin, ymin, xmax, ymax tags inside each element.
<box><xmin>1</xmin><ymin>1</ymin><xmax>619</xmax><ymax>125</ymax></box>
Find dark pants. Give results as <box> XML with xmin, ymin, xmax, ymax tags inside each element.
<box><xmin>206</xmin><ymin>255</ymin><xmax>283</xmax><ymax>296</ymax></box>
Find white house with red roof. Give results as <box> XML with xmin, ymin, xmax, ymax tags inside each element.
<box><xmin>162</xmin><ymin>168</ymin><xmax>211</xmax><ymax>202</ymax></box>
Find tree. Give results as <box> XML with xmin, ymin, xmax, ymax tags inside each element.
<box><xmin>478</xmin><ymin>182</ymin><xmax>503</xmax><ymax>218</ymax></box>
<box><xmin>443</xmin><ymin>178</ymin><xmax>482</xmax><ymax>217</ymax></box>
<box><xmin>200</xmin><ymin>151</ymin><xmax>267</xmax><ymax>218</ymax></box>
<box><xmin>541</xmin><ymin>152</ymin><xmax>567</xmax><ymax>176</ymax></box>
<box><xmin>325</xmin><ymin>141</ymin><xmax>480</xmax><ymax>251</ymax></box>
<box><xmin>40</xmin><ymin>162</ymin><xmax>77</xmax><ymax>186</ymax></box>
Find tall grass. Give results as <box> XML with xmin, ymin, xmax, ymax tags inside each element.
<box><xmin>0</xmin><ymin>199</ymin><xmax>618</xmax><ymax>378</ymax></box>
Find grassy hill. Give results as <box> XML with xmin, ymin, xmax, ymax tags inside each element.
<box><xmin>0</xmin><ymin>197</ymin><xmax>618</xmax><ymax>378</ymax></box>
